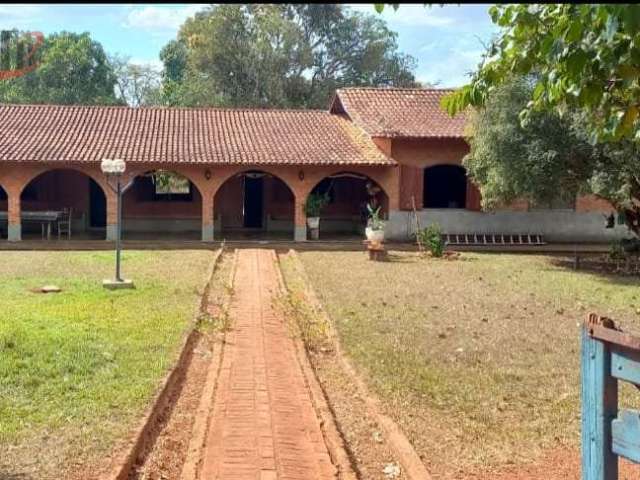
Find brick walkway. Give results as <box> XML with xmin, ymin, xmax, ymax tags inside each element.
<box><xmin>199</xmin><ymin>249</ymin><xmax>336</xmax><ymax>480</ymax></box>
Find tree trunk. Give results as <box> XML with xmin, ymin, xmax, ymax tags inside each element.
<box><xmin>623</xmin><ymin>206</ymin><xmax>640</xmax><ymax>237</ymax></box>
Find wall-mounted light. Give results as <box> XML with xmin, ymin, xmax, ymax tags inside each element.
<box><xmin>298</xmin><ymin>170</ymin><xmax>305</xmax><ymax>181</ymax></box>
<box><xmin>204</xmin><ymin>169</ymin><xmax>212</xmax><ymax>180</ymax></box>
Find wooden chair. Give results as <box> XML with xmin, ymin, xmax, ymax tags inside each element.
<box><xmin>57</xmin><ymin>208</ymin><xmax>72</xmax><ymax>240</ymax></box>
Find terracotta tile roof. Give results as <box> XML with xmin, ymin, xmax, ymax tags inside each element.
<box><xmin>0</xmin><ymin>104</ymin><xmax>394</xmax><ymax>166</ymax></box>
<box><xmin>332</xmin><ymin>87</ymin><xmax>466</xmax><ymax>138</ymax></box>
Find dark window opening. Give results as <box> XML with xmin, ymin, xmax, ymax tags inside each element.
<box><xmin>0</xmin><ymin>187</ymin><xmax>6</xmax><ymax>201</ymax></box>
<box><xmin>21</xmin><ymin>182</ymin><xmax>38</xmax><ymax>201</ymax></box>
<box><xmin>314</xmin><ymin>178</ymin><xmax>337</xmax><ymax>204</ymax></box>
<box><xmin>89</xmin><ymin>178</ymin><xmax>107</xmax><ymax>227</ymax></box>
<box><xmin>423</xmin><ymin>165</ymin><xmax>467</xmax><ymax>209</ymax></box>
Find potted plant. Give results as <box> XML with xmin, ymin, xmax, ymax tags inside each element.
<box><xmin>305</xmin><ymin>193</ymin><xmax>329</xmax><ymax>240</ymax></box>
<box><xmin>365</xmin><ymin>203</ymin><xmax>386</xmax><ymax>243</ymax></box>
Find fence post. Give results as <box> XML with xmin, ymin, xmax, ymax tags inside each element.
<box><xmin>582</xmin><ymin>323</ymin><xmax>619</xmax><ymax>480</ymax></box>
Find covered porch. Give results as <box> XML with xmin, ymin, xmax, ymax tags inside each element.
<box><xmin>0</xmin><ymin>163</ymin><xmax>399</xmax><ymax>244</ymax></box>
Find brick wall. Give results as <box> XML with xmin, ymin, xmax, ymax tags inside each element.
<box><xmin>385</xmin><ymin>137</ymin><xmax>477</xmax><ymax>211</ymax></box>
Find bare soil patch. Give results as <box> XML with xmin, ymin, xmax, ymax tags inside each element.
<box><xmin>126</xmin><ymin>251</ymin><xmax>234</xmax><ymax>480</ymax></box>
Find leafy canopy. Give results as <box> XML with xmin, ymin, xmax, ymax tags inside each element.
<box><xmin>465</xmin><ymin>77</ymin><xmax>596</xmax><ymax>209</ymax></box>
<box><xmin>0</xmin><ymin>31</ymin><xmax>120</xmax><ymax>105</ymax></box>
<box><xmin>160</xmin><ymin>4</ymin><xmax>417</xmax><ymax>108</ymax></box>
<box><xmin>443</xmin><ymin>4</ymin><xmax>640</xmax><ymax>143</ymax></box>
<box><xmin>466</xmin><ymin>77</ymin><xmax>640</xmax><ymax>235</ymax></box>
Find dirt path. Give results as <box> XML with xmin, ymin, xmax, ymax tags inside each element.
<box><xmin>199</xmin><ymin>248</ymin><xmax>336</xmax><ymax>480</ymax></box>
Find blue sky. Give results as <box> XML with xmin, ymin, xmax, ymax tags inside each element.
<box><xmin>0</xmin><ymin>4</ymin><xmax>499</xmax><ymax>87</ymax></box>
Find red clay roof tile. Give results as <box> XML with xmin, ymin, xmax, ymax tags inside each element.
<box><xmin>0</xmin><ymin>104</ymin><xmax>394</xmax><ymax>166</ymax></box>
<box><xmin>333</xmin><ymin>87</ymin><xmax>466</xmax><ymax>139</ymax></box>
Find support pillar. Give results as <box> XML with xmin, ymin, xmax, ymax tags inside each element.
<box><xmin>106</xmin><ymin>190</ymin><xmax>118</xmax><ymax>241</ymax></box>
<box><xmin>294</xmin><ymin>197</ymin><xmax>307</xmax><ymax>242</ymax></box>
<box><xmin>202</xmin><ymin>194</ymin><xmax>214</xmax><ymax>242</ymax></box>
<box><xmin>7</xmin><ymin>192</ymin><xmax>21</xmax><ymax>241</ymax></box>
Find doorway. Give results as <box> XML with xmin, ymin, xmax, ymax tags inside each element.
<box><xmin>243</xmin><ymin>175</ymin><xmax>264</xmax><ymax>228</ymax></box>
<box><xmin>89</xmin><ymin>178</ymin><xmax>107</xmax><ymax>227</ymax></box>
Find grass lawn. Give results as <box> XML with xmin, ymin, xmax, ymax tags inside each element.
<box><xmin>0</xmin><ymin>250</ymin><xmax>215</xmax><ymax>479</ymax></box>
<box><xmin>290</xmin><ymin>251</ymin><xmax>640</xmax><ymax>478</ymax></box>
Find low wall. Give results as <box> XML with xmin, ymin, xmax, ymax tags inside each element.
<box><xmin>387</xmin><ymin>209</ymin><xmax>632</xmax><ymax>243</ymax></box>
<box><xmin>122</xmin><ymin>218</ymin><xmax>200</xmax><ymax>233</ymax></box>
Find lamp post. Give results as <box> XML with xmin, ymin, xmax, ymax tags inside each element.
<box><xmin>101</xmin><ymin>159</ymin><xmax>135</xmax><ymax>289</ymax></box>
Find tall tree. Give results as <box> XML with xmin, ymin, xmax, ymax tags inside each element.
<box><xmin>442</xmin><ymin>4</ymin><xmax>640</xmax><ymax>144</ymax></box>
<box><xmin>466</xmin><ymin>77</ymin><xmax>640</xmax><ymax>236</ymax></box>
<box><xmin>160</xmin><ymin>4</ymin><xmax>417</xmax><ymax>108</ymax></box>
<box><xmin>0</xmin><ymin>31</ymin><xmax>119</xmax><ymax>105</ymax></box>
<box><xmin>111</xmin><ymin>55</ymin><xmax>162</xmax><ymax>107</ymax></box>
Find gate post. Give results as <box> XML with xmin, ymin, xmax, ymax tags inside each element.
<box><xmin>581</xmin><ymin>322</ymin><xmax>618</xmax><ymax>480</ymax></box>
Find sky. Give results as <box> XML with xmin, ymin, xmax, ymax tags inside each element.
<box><xmin>0</xmin><ymin>4</ymin><xmax>499</xmax><ymax>88</ymax></box>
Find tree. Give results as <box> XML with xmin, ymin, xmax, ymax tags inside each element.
<box><xmin>466</xmin><ymin>77</ymin><xmax>640</xmax><ymax>236</ymax></box>
<box><xmin>0</xmin><ymin>31</ymin><xmax>120</xmax><ymax>105</ymax></box>
<box><xmin>442</xmin><ymin>4</ymin><xmax>640</xmax><ymax>144</ymax></box>
<box><xmin>159</xmin><ymin>4</ymin><xmax>417</xmax><ymax>108</ymax></box>
<box><xmin>111</xmin><ymin>55</ymin><xmax>162</xmax><ymax>107</ymax></box>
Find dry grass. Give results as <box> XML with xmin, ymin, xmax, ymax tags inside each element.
<box><xmin>278</xmin><ymin>251</ymin><xmax>408</xmax><ymax>479</ymax></box>
<box><xmin>294</xmin><ymin>251</ymin><xmax>640</xmax><ymax>478</ymax></box>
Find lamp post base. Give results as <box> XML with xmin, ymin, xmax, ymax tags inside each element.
<box><xmin>103</xmin><ymin>279</ymin><xmax>135</xmax><ymax>290</ymax></box>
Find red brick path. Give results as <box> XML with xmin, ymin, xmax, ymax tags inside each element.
<box><xmin>199</xmin><ymin>249</ymin><xmax>336</xmax><ymax>480</ymax></box>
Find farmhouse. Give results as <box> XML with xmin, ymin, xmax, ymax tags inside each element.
<box><xmin>0</xmin><ymin>88</ymin><xmax>627</xmax><ymax>243</ymax></box>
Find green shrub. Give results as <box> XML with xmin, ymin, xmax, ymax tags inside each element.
<box><xmin>305</xmin><ymin>193</ymin><xmax>329</xmax><ymax>217</ymax></box>
<box><xmin>366</xmin><ymin>203</ymin><xmax>385</xmax><ymax>230</ymax></box>
<box><xmin>416</xmin><ymin>223</ymin><xmax>445</xmax><ymax>257</ymax></box>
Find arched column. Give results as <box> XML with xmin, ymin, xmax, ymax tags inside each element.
<box><xmin>4</xmin><ymin>164</ymin><xmax>112</xmax><ymax>241</ymax></box>
<box><xmin>201</xmin><ymin>188</ymin><xmax>216</xmax><ymax>242</ymax></box>
<box><xmin>294</xmin><ymin>194</ymin><xmax>307</xmax><ymax>242</ymax></box>
<box><xmin>7</xmin><ymin>187</ymin><xmax>21</xmax><ymax>241</ymax></box>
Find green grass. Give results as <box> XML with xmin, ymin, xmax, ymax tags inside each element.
<box><xmin>290</xmin><ymin>251</ymin><xmax>640</xmax><ymax>476</ymax></box>
<box><xmin>0</xmin><ymin>250</ymin><xmax>215</xmax><ymax>478</ymax></box>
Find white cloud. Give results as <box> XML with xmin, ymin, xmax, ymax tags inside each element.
<box><xmin>129</xmin><ymin>57</ymin><xmax>163</xmax><ymax>71</ymax></box>
<box><xmin>0</xmin><ymin>5</ymin><xmax>45</xmax><ymax>29</ymax></box>
<box><xmin>418</xmin><ymin>47</ymin><xmax>485</xmax><ymax>88</ymax></box>
<box><xmin>123</xmin><ymin>5</ymin><xmax>205</xmax><ymax>31</ymax></box>
<box><xmin>0</xmin><ymin>4</ymin><xmax>43</xmax><ymax>19</ymax></box>
<box><xmin>383</xmin><ymin>6</ymin><xmax>455</xmax><ymax>28</ymax></box>
<box><xmin>347</xmin><ymin>4</ymin><xmax>455</xmax><ymax>28</ymax></box>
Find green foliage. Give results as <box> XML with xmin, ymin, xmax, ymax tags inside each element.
<box><xmin>416</xmin><ymin>223</ymin><xmax>444</xmax><ymax>257</ymax></box>
<box><xmin>465</xmin><ymin>76</ymin><xmax>640</xmax><ymax>236</ymax></box>
<box><xmin>366</xmin><ymin>203</ymin><xmax>385</xmax><ymax>230</ymax></box>
<box><xmin>0</xmin><ymin>31</ymin><xmax>120</xmax><ymax>105</ymax></box>
<box><xmin>465</xmin><ymin>78</ymin><xmax>596</xmax><ymax>209</ymax></box>
<box><xmin>443</xmin><ymin>4</ymin><xmax>640</xmax><ymax>144</ymax></box>
<box><xmin>304</xmin><ymin>192</ymin><xmax>329</xmax><ymax>217</ymax></box>
<box><xmin>0</xmin><ymin>250</ymin><xmax>213</xmax><ymax>475</ymax></box>
<box><xmin>159</xmin><ymin>4</ymin><xmax>416</xmax><ymax>108</ymax></box>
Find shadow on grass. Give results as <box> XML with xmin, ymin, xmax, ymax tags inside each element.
<box><xmin>0</xmin><ymin>472</ymin><xmax>34</xmax><ymax>480</ymax></box>
<box><xmin>384</xmin><ymin>253</ymin><xmax>418</xmax><ymax>263</ymax></box>
<box><xmin>548</xmin><ymin>255</ymin><xmax>640</xmax><ymax>286</ymax></box>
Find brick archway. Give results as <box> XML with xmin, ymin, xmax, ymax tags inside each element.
<box><xmin>120</xmin><ymin>168</ymin><xmax>205</xmax><ymax>241</ymax></box>
<box><xmin>305</xmin><ymin>171</ymin><xmax>390</xmax><ymax>239</ymax></box>
<box><xmin>17</xmin><ymin>167</ymin><xmax>109</xmax><ymax>240</ymax></box>
<box><xmin>213</xmin><ymin>169</ymin><xmax>296</xmax><ymax>240</ymax></box>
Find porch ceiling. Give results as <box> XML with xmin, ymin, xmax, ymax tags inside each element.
<box><xmin>0</xmin><ymin>104</ymin><xmax>395</xmax><ymax>166</ymax></box>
